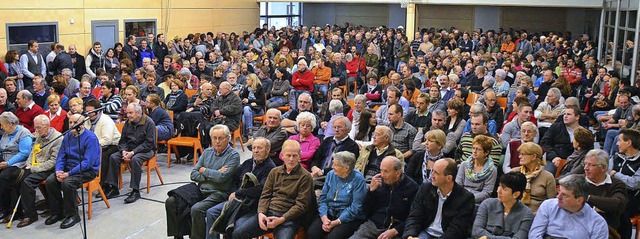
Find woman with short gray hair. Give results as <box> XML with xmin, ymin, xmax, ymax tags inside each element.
<box><xmin>0</xmin><ymin>111</ymin><xmax>34</xmax><ymax>211</ymax></box>
<box><xmin>307</xmin><ymin>151</ymin><xmax>367</xmax><ymax>239</ymax></box>
<box><xmin>288</xmin><ymin>112</ymin><xmax>320</xmax><ymax>170</ymax></box>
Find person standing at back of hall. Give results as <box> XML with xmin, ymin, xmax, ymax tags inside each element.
<box><xmin>20</xmin><ymin>40</ymin><xmax>46</xmax><ymax>89</ymax></box>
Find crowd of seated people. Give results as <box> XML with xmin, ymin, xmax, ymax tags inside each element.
<box><xmin>1</xmin><ymin>22</ymin><xmax>640</xmax><ymax>238</ymax></box>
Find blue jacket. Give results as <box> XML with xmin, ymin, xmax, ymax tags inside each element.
<box><xmin>318</xmin><ymin>169</ymin><xmax>367</xmax><ymax>223</ymax></box>
<box><xmin>55</xmin><ymin>129</ymin><xmax>101</xmax><ymax>175</ymax></box>
<box><xmin>149</xmin><ymin>107</ymin><xmax>174</xmax><ymax>135</ymax></box>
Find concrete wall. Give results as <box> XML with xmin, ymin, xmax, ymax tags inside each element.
<box><xmin>0</xmin><ymin>0</ymin><xmax>259</xmax><ymax>55</ymax></box>
<box><xmin>474</xmin><ymin>6</ymin><xmax>501</xmax><ymax>32</ymax></box>
<box><xmin>303</xmin><ymin>3</ymin><xmax>597</xmax><ymax>37</ymax></box>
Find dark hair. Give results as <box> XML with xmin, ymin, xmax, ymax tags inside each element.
<box><xmin>28</xmin><ymin>40</ymin><xmax>38</xmax><ymax>48</ymax></box>
<box><xmin>456</xmin><ymin>87</ymin><xmax>469</xmax><ymax>101</ymax></box>
<box><xmin>403</xmin><ymin>79</ymin><xmax>416</xmax><ymax>92</ymax></box>
<box><xmin>51</xmin><ymin>81</ymin><xmax>66</xmax><ymax>95</ymax></box>
<box><xmin>442</xmin><ymin>158</ymin><xmax>457</xmax><ymax>177</ymax></box>
<box><xmin>85</xmin><ymin>98</ymin><xmax>102</xmax><ymax>109</ymax></box>
<box><xmin>620</xmin><ymin>129</ymin><xmax>640</xmax><ymax>150</ymax></box>
<box><xmin>356</xmin><ymin>108</ymin><xmax>375</xmax><ymax>140</ymax></box>
<box><xmin>102</xmin><ymin>81</ymin><xmax>116</xmax><ymax>95</ymax></box>
<box><xmin>499</xmin><ymin>172</ymin><xmax>527</xmax><ymax>200</ymax></box>
<box><xmin>389</xmin><ymin>103</ymin><xmax>403</xmax><ymax>115</ymax></box>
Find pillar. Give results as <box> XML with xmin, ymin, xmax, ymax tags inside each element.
<box><xmin>406</xmin><ymin>3</ymin><xmax>417</xmax><ymax>41</ymax></box>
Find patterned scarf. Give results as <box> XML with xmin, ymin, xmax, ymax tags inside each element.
<box><xmin>422</xmin><ymin>151</ymin><xmax>443</xmax><ymax>183</ymax></box>
<box><xmin>464</xmin><ymin>156</ymin><xmax>495</xmax><ymax>183</ymax></box>
<box><xmin>520</xmin><ymin>165</ymin><xmax>543</xmax><ymax>205</ymax></box>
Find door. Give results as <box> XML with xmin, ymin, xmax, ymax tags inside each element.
<box><xmin>92</xmin><ymin>20</ymin><xmax>118</xmax><ymax>51</ymax></box>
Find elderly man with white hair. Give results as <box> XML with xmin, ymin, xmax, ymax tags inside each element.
<box><xmin>15</xmin><ymin>115</ymin><xmax>63</xmax><ymax>228</ymax></box>
<box><xmin>103</xmin><ymin>103</ymin><xmax>156</xmax><ymax>204</ymax></box>
<box><xmin>321</xmin><ymin>99</ymin><xmax>344</xmax><ymax>139</ymax></box>
<box><xmin>289</xmin><ymin>59</ymin><xmax>315</xmax><ymax>111</ymax></box>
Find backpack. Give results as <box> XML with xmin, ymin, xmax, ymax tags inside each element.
<box><xmin>178</xmin><ymin>113</ymin><xmax>201</xmax><ymax>137</ymax></box>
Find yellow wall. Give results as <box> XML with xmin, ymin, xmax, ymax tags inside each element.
<box><xmin>0</xmin><ymin>0</ymin><xmax>259</xmax><ymax>55</ymax></box>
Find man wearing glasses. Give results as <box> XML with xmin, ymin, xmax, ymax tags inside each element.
<box><xmin>581</xmin><ymin>149</ymin><xmax>629</xmax><ymax>239</ymax></box>
<box><xmin>282</xmin><ymin>93</ymin><xmax>320</xmax><ymax>135</ymax></box>
<box><xmin>103</xmin><ymin>103</ymin><xmax>156</xmax><ymax>204</ymax></box>
<box><xmin>165</xmin><ymin>124</ymin><xmax>240</xmax><ymax>239</ymax></box>
<box><xmin>529</xmin><ymin>174</ymin><xmax>608</xmax><ymax>238</ymax></box>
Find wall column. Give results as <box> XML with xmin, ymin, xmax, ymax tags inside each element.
<box><xmin>406</xmin><ymin>3</ymin><xmax>417</xmax><ymax>41</ymax></box>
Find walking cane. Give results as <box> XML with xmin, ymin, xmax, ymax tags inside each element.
<box><xmin>6</xmin><ymin>195</ymin><xmax>21</xmax><ymax>229</ymax></box>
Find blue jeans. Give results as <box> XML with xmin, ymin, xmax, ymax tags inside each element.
<box><xmin>243</xmin><ymin>106</ymin><xmax>264</xmax><ymax>136</ymax></box>
<box><xmin>604</xmin><ymin>129</ymin><xmax>620</xmax><ymax>156</ymax></box>
<box><xmin>205</xmin><ymin>202</ymin><xmax>225</xmax><ymax>239</ymax></box>
<box><xmin>544</xmin><ymin>160</ymin><xmax>558</xmax><ymax>176</ymax></box>
<box><xmin>157</xmin><ymin>125</ymin><xmax>172</xmax><ymax>140</ymax></box>
<box><xmin>315</xmin><ymin>84</ymin><xmax>328</xmax><ymax>103</ymax></box>
<box><xmin>267</xmin><ymin>96</ymin><xmax>286</xmax><ymax>108</ymax></box>
<box><xmin>232</xmin><ymin>211</ymin><xmax>300</xmax><ymax>239</ymax></box>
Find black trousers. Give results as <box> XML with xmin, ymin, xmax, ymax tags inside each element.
<box><xmin>45</xmin><ymin>170</ymin><xmax>96</xmax><ymax>217</ymax></box>
<box><xmin>99</xmin><ymin>145</ymin><xmax>119</xmax><ymax>186</ymax></box>
<box><xmin>0</xmin><ymin>166</ymin><xmax>25</xmax><ymax>215</ymax></box>
<box><xmin>20</xmin><ymin>170</ymin><xmax>53</xmax><ymax>217</ymax></box>
<box><xmin>306</xmin><ymin>216</ymin><xmax>363</xmax><ymax>239</ymax></box>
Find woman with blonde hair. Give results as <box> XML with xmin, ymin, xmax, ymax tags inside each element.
<box><xmin>118</xmin><ymin>85</ymin><xmax>145</xmax><ymax>123</ymax></box>
<box><xmin>241</xmin><ymin>74</ymin><xmax>265</xmax><ymax>137</ymax></box>
<box><xmin>512</xmin><ymin>142</ymin><xmax>556</xmax><ymax>213</ymax></box>
<box><xmin>407</xmin><ymin>129</ymin><xmax>447</xmax><ymax>185</ymax></box>
<box><xmin>146</xmin><ymin>93</ymin><xmax>173</xmax><ymax>141</ymax></box>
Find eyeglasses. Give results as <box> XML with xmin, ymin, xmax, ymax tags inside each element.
<box><xmin>584</xmin><ymin>163</ymin><xmax>603</xmax><ymax>168</ymax></box>
<box><xmin>211</xmin><ymin>136</ymin><xmax>229</xmax><ymax>142</ymax></box>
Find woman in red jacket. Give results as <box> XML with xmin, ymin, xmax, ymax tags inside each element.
<box><xmin>44</xmin><ymin>94</ymin><xmax>68</xmax><ymax>133</ymax></box>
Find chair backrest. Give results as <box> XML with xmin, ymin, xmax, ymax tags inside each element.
<box><xmin>185</xmin><ymin>89</ymin><xmax>198</xmax><ymax>99</ymax></box>
<box><xmin>115</xmin><ymin>123</ymin><xmax>124</xmax><ymax>133</ymax></box>
<box><xmin>497</xmin><ymin>97</ymin><xmax>507</xmax><ymax>108</ymax></box>
<box><xmin>167</xmin><ymin>110</ymin><xmax>175</xmax><ymax>122</ymax></box>
<box><xmin>467</xmin><ymin>92</ymin><xmax>480</xmax><ymax>105</ymax></box>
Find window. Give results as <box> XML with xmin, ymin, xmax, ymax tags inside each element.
<box><xmin>260</xmin><ymin>2</ymin><xmax>301</xmax><ymax>29</ymax></box>
<box><xmin>6</xmin><ymin>22</ymin><xmax>58</xmax><ymax>55</ymax></box>
<box><xmin>124</xmin><ymin>20</ymin><xmax>156</xmax><ymax>43</ymax></box>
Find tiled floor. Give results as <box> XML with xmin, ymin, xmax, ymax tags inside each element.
<box><xmin>0</xmin><ymin>144</ymin><xmax>252</xmax><ymax>239</ymax></box>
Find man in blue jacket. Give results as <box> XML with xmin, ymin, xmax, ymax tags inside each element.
<box><xmin>44</xmin><ymin>114</ymin><xmax>100</xmax><ymax>229</ymax></box>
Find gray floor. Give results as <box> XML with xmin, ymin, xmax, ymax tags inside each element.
<box><xmin>0</xmin><ymin>143</ymin><xmax>252</xmax><ymax>239</ymax></box>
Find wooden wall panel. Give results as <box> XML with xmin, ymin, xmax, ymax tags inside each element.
<box><xmin>417</xmin><ymin>5</ymin><xmax>474</xmax><ymax>32</ymax></box>
<box><xmin>0</xmin><ymin>0</ymin><xmax>259</xmax><ymax>54</ymax></box>
<box><xmin>335</xmin><ymin>4</ymin><xmax>389</xmax><ymax>27</ymax></box>
<box><xmin>501</xmin><ymin>7</ymin><xmax>566</xmax><ymax>33</ymax></box>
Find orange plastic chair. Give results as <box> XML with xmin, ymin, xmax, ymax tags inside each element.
<box><xmin>467</xmin><ymin>92</ymin><xmax>481</xmax><ymax>105</ymax></box>
<box><xmin>555</xmin><ymin>159</ymin><xmax>568</xmax><ymax>179</ymax></box>
<box><xmin>185</xmin><ymin>89</ymin><xmax>198</xmax><ymax>99</ymax></box>
<box><xmin>630</xmin><ymin>214</ymin><xmax>640</xmax><ymax>239</ymax></box>
<box><xmin>255</xmin><ymin>226</ymin><xmax>306</xmax><ymax>239</ymax></box>
<box><xmin>497</xmin><ymin>97</ymin><xmax>508</xmax><ymax>109</ymax></box>
<box><xmin>119</xmin><ymin>154</ymin><xmax>164</xmax><ymax>193</ymax></box>
<box><xmin>166</xmin><ymin>125</ymin><xmax>204</xmax><ymax>168</ymax></box>
<box><xmin>232</xmin><ymin>122</ymin><xmax>245</xmax><ymax>152</ymax></box>
<box><xmin>252</xmin><ymin>94</ymin><xmax>268</xmax><ymax>126</ymax></box>
<box><xmin>276</xmin><ymin>105</ymin><xmax>291</xmax><ymax>113</ymax></box>
<box><xmin>83</xmin><ymin>153</ymin><xmax>110</xmax><ymax>220</ymax></box>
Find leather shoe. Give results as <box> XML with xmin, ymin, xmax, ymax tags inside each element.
<box><xmin>1</xmin><ymin>215</ymin><xmax>10</xmax><ymax>223</ymax></box>
<box><xmin>60</xmin><ymin>215</ymin><xmax>80</xmax><ymax>229</ymax></box>
<box><xmin>45</xmin><ymin>214</ymin><xmax>64</xmax><ymax>225</ymax></box>
<box><xmin>17</xmin><ymin>216</ymin><xmax>38</xmax><ymax>228</ymax></box>
<box><xmin>104</xmin><ymin>186</ymin><xmax>120</xmax><ymax>199</ymax></box>
<box><xmin>0</xmin><ymin>211</ymin><xmax>6</xmax><ymax>220</ymax></box>
<box><xmin>124</xmin><ymin>191</ymin><xmax>141</xmax><ymax>204</ymax></box>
